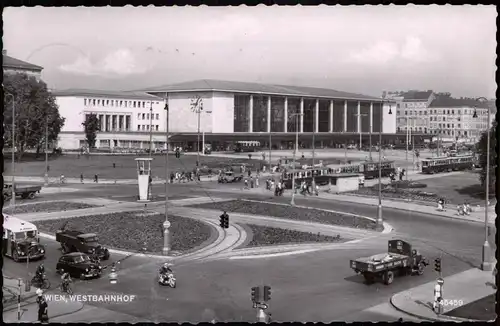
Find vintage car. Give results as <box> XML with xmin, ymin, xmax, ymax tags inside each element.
<box><xmin>56</xmin><ymin>252</ymin><xmax>102</xmax><ymax>280</ymax></box>
<box><xmin>3</xmin><ymin>215</ymin><xmax>45</xmax><ymax>262</ymax></box>
<box><xmin>56</xmin><ymin>229</ymin><xmax>110</xmax><ymax>260</ymax></box>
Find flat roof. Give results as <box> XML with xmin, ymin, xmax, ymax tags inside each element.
<box><xmin>140</xmin><ymin>79</ymin><xmax>388</xmax><ymax>102</ymax></box>
<box><xmin>4</xmin><ymin>215</ymin><xmax>37</xmax><ymax>233</ymax></box>
<box><xmin>52</xmin><ymin>89</ymin><xmax>164</xmax><ymax>101</ymax></box>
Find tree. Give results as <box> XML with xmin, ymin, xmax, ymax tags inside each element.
<box><xmin>3</xmin><ymin>73</ymin><xmax>65</xmax><ymax>160</ymax></box>
<box><xmin>477</xmin><ymin>117</ymin><xmax>497</xmax><ymax>192</ymax></box>
<box><xmin>82</xmin><ymin>114</ymin><xmax>100</xmax><ymax>150</ymax></box>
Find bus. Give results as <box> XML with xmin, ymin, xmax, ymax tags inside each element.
<box><xmin>421</xmin><ymin>155</ymin><xmax>476</xmax><ymax>174</ymax></box>
<box><xmin>3</xmin><ymin>215</ymin><xmax>45</xmax><ymax>261</ymax></box>
<box><xmin>235</xmin><ymin>141</ymin><xmax>261</xmax><ymax>153</ymax></box>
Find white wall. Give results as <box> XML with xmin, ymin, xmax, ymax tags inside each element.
<box><xmin>167</xmin><ymin>92</ymin><xmax>213</xmax><ymax>133</ymax></box>
<box><xmin>56</xmin><ymin>97</ymin><xmax>85</xmax><ymax>132</ymax></box>
<box><xmin>212</xmin><ymin>92</ymin><xmax>234</xmax><ymax>133</ymax></box>
<box><xmin>383</xmin><ymin>102</ymin><xmax>397</xmax><ymax>134</ymax></box>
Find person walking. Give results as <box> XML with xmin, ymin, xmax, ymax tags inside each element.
<box><xmin>80</xmin><ymin>173</ymin><xmax>84</xmax><ymax>184</ymax></box>
<box><xmin>38</xmin><ymin>295</ymin><xmax>49</xmax><ymax>323</ymax></box>
<box><xmin>94</xmin><ymin>174</ymin><xmax>99</xmax><ymax>183</ymax></box>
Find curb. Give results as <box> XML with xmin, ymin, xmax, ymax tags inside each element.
<box><xmin>389</xmin><ymin>295</ymin><xmax>483</xmax><ymax>323</ymax></box>
<box><xmin>238</xmin><ymin>198</ymin><xmax>392</xmax><ymax>233</ymax></box>
<box><xmin>4</xmin><ymin>300</ymin><xmax>85</xmax><ymax>322</ymax></box>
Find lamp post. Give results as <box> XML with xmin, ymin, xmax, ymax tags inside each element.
<box><xmin>5</xmin><ymin>93</ymin><xmax>16</xmax><ymax>208</ymax></box>
<box><xmin>377</xmin><ymin>93</ymin><xmax>392</xmax><ymax>231</ymax></box>
<box><xmin>163</xmin><ymin>96</ymin><xmax>170</xmax><ymax>256</ymax></box>
<box><xmin>44</xmin><ymin>116</ymin><xmax>49</xmax><ymax>186</ymax></box>
<box><xmin>473</xmin><ymin>97</ymin><xmax>493</xmax><ymax>271</ymax></box>
<box><xmin>290</xmin><ymin>112</ymin><xmax>302</xmax><ymax>206</ymax></box>
<box><xmin>149</xmin><ymin>102</ymin><xmax>153</xmax><ymax>157</ymax></box>
<box><xmin>268</xmin><ymin>132</ymin><xmax>272</xmax><ymax>173</ymax></box>
<box><xmin>190</xmin><ymin>96</ymin><xmax>203</xmax><ymax>167</ymax></box>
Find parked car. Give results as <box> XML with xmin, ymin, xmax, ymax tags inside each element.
<box><xmin>56</xmin><ymin>252</ymin><xmax>102</xmax><ymax>280</ymax></box>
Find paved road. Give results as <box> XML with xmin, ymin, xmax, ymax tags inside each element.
<box><xmin>4</xmin><ymin>182</ymin><xmax>494</xmax><ymax>322</ymax></box>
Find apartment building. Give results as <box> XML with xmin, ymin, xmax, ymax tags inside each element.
<box><xmin>394</xmin><ymin>90</ymin><xmax>435</xmax><ymax>134</ymax></box>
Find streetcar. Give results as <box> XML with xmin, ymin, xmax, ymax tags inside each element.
<box><xmin>234</xmin><ymin>141</ymin><xmax>261</xmax><ymax>153</ymax></box>
<box><xmin>333</xmin><ymin>161</ymin><xmax>396</xmax><ymax>179</ymax></box>
<box><xmin>281</xmin><ymin>167</ymin><xmax>336</xmax><ymax>189</ymax></box>
<box><xmin>421</xmin><ymin>155</ymin><xmax>475</xmax><ymax>174</ymax></box>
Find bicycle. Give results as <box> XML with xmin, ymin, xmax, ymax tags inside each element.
<box><xmin>31</xmin><ymin>275</ymin><xmax>51</xmax><ymax>290</ymax></box>
<box><xmin>59</xmin><ymin>281</ymin><xmax>73</xmax><ymax>295</ymax></box>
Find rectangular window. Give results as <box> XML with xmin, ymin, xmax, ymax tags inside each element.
<box><xmin>156</xmin><ymin>114</ymin><xmax>159</xmax><ymax>120</ymax></box>
<box><xmin>93</xmin><ymin>99</ymin><xmax>96</xmax><ymax>105</ymax></box>
<box><xmin>133</xmin><ymin>101</ymin><xmax>137</xmax><ymax>108</ymax></box>
<box><xmin>106</xmin><ymin>100</ymin><xmax>109</xmax><ymax>106</ymax></box>
<box><xmin>142</xmin><ymin>102</ymin><xmax>145</xmax><ymax>108</ymax></box>
<box><xmin>97</xmin><ymin>99</ymin><xmax>101</xmax><ymax>106</ymax></box>
<box><xmin>155</xmin><ymin>125</ymin><xmax>159</xmax><ymax>131</ymax></box>
<box><xmin>405</xmin><ymin>111</ymin><xmax>407</xmax><ymax>115</ymax></box>
<box><xmin>84</xmin><ymin>99</ymin><xmax>87</xmax><ymax>105</ymax></box>
<box><xmin>142</xmin><ymin>113</ymin><xmax>145</xmax><ymax>119</ymax></box>
<box><xmin>125</xmin><ymin>101</ymin><xmax>128</xmax><ymax>108</ymax></box>
<box><xmin>146</xmin><ymin>114</ymin><xmax>149</xmax><ymax>120</ymax></box>
<box><xmin>137</xmin><ymin>113</ymin><xmax>141</xmax><ymax>119</ymax></box>
<box><xmin>452</xmin><ymin>110</ymin><xmax>454</xmax><ymax>114</ymax></box>
<box><xmin>147</xmin><ymin>125</ymin><xmax>150</xmax><ymax>130</ymax></box>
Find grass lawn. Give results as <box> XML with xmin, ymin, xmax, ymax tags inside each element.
<box><xmin>33</xmin><ymin>212</ymin><xmax>215</xmax><ymax>254</ymax></box>
<box><xmin>241</xmin><ymin>223</ymin><xmax>347</xmax><ymax>248</ymax></box>
<box><xmin>190</xmin><ymin>199</ymin><xmax>377</xmax><ymax>230</ymax></box>
<box><xmin>3</xmin><ymin>201</ymin><xmax>99</xmax><ymax>215</ymax></box>
<box><xmin>444</xmin><ymin>294</ymin><xmax>496</xmax><ymax>321</ymax></box>
<box><xmin>5</xmin><ymin>154</ymin><xmax>263</xmax><ymax>180</ymax></box>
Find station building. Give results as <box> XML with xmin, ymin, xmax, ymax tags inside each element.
<box><xmin>53</xmin><ymin>79</ymin><xmax>430</xmax><ymax>151</ymax></box>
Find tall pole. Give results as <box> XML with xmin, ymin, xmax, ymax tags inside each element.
<box><xmin>376</xmin><ymin>97</ymin><xmax>386</xmax><ymax>231</ymax></box>
<box><xmin>291</xmin><ymin>114</ymin><xmax>300</xmax><ymax>206</ymax></box>
<box><xmin>149</xmin><ymin>103</ymin><xmax>153</xmax><ymax>157</ymax></box>
<box><xmin>44</xmin><ymin>116</ymin><xmax>49</xmax><ymax>186</ymax></box>
<box><xmin>197</xmin><ymin>109</ymin><xmax>201</xmax><ymax>166</ymax></box>
<box><xmin>405</xmin><ymin>118</ymin><xmax>409</xmax><ymax>162</ymax></box>
<box><xmin>268</xmin><ymin>132</ymin><xmax>272</xmax><ymax>173</ymax></box>
<box><xmin>162</xmin><ymin>96</ymin><xmax>170</xmax><ymax>256</ymax></box>
<box><xmin>369</xmin><ymin>120</ymin><xmax>373</xmax><ymax>161</ymax></box>
<box><xmin>7</xmin><ymin>94</ymin><xmax>16</xmax><ymax>209</ymax></box>
<box><xmin>312</xmin><ymin>127</ymin><xmax>316</xmax><ymax>188</ymax></box>
<box><xmin>477</xmin><ymin>97</ymin><xmax>492</xmax><ymax>271</ymax></box>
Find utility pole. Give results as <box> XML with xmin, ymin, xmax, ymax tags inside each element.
<box><xmin>312</xmin><ymin>124</ymin><xmax>316</xmax><ymax>190</ymax></box>
<box><xmin>290</xmin><ymin>113</ymin><xmax>301</xmax><ymax>206</ymax></box>
<box><xmin>6</xmin><ymin>93</ymin><xmax>16</xmax><ymax>210</ymax></box>
<box><xmin>149</xmin><ymin>102</ymin><xmax>153</xmax><ymax>157</ymax></box>
<box><xmin>44</xmin><ymin>116</ymin><xmax>49</xmax><ymax>186</ymax></box>
<box><xmin>162</xmin><ymin>96</ymin><xmax>170</xmax><ymax>256</ymax></box>
<box><xmin>268</xmin><ymin>132</ymin><xmax>272</xmax><ymax>173</ymax></box>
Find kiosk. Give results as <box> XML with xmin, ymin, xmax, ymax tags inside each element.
<box><xmin>135</xmin><ymin>158</ymin><xmax>153</xmax><ymax>201</ymax></box>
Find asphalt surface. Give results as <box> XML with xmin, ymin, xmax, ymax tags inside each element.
<box><xmin>3</xmin><ymin>181</ymin><xmax>494</xmax><ymax>322</ymax></box>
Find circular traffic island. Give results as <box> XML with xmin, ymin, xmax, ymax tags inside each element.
<box><xmin>33</xmin><ymin>212</ymin><xmax>216</xmax><ymax>255</ymax></box>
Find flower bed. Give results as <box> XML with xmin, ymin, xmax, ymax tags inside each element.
<box><xmin>33</xmin><ymin>212</ymin><xmax>214</xmax><ymax>254</ymax></box>
<box><xmin>243</xmin><ymin>223</ymin><xmax>346</xmax><ymax>248</ymax></box>
<box><xmin>350</xmin><ymin>186</ymin><xmax>442</xmax><ymax>203</ymax></box>
<box><xmin>3</xmin><ymin>201</ymin><xmax>99</xmax><ymax>215</ymax></box>
<box><xmin>190</xmin><ymin>200</ymin><xmax>376</xmax><ymax>230</ymax></box>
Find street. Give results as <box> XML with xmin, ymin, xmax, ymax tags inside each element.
<box><xmin>3</xmin><ymin>179</ymin><xmax>494</xmax><ymax>322</ymax></box>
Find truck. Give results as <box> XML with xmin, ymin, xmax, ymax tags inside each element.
<box><xmin>350</xmin><ymin>240</ymin><xmax>429</xmax><ymax>285</ymax></box>
<box><xmin>3</xmin><ymin>183</ymin><xmax>42</xmax><ymax>201</ymax></box>
<box><xmin>55</xmin><ymin>227</ymin><xmax>110</xmax><ymax>261</ymax></box>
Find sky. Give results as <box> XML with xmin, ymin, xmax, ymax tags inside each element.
<box><xmin>3</xmin><ymin>5</ymin><xmax>497</xmax><ymax>98</ymax></box>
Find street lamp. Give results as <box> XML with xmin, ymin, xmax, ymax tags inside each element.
<box><xmin>355</xmin><ymin>113</ymin><xmax>368</xmax><ymax>154</ymax></box>
<box><xmin>5</xmin><ymin>92</ymin><xmax>16</xmax><ymax>209</ymax></box>
<box><xmin>377</xmin><ymin>93</ymin><xmax>393</xmax><ymax>231</ymax></box>
<box><xmin>190</xmin><ymin>95</ymin><xmax>203</xmax><ymax>167</ymax></box>
<box><xmin>163</xmin><ymin>96</ymin><xmax>170</xmax><ymax>256</ymax></box>
<box><xmin>44</xmin><ymin>116</ymin><xmax>49</xmax><ymax>186</ymax></box>
<box><xmin>473</xmin><ymin>97</ymin><xmax>493</xmax><ymax>272</ymax></box>
<box><xmin>290</xmin><ymin>112</ymin><xmax>303</xmax><ymax>206</ymax></box>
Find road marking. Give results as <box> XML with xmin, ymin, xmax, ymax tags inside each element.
<box><xmin>229</xmin><ymin>248</ymin><xmax>319</xmax><ymax>260</ymax></box>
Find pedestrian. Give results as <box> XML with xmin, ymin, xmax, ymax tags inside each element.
<box><xmin>80</xmin><ymin>173</ymin><xmax>84</xmax><ymax>184</ymax></box>
<box><xmin>170</xmin><ymin>172</ymin><xmax>175</xmax><ymax>184</ymax></box>
<box><xmin>94</xmin><ymin>174</ymin><xmax>99</xmax><ymax>183</ymax></box>
<box><xmin>255</xmin><ymin>177</ymin><xmax>259</xmax><ymax>187</ymax></box>
<box><xmin>250</xmin><ymin>177</ymin><xmax>254</xmax><ymax>188</ymax></box>
<box><xmin>247</xmin><ymin>169</ymin><xmax>251</xmax><ymax>177</ymax></box>
<box><xmin>38</xmin><ymin>296</ymin><xmax>49</xmax><ymax>323</ymax></box>
<box><xmin>315</xmin><ymin>183</ymin><xmax>319</xmax><ymax>196</ymax></box>
<box><xmin>244</xmin><ymin>178</ymin><xmax>248</xmax><ymax>189</ymax></box>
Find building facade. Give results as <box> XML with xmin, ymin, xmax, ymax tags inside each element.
<box><xmin>393</xmin><ymin>90</ymin><xmax>434</xmax><ymax>134</ymax></box>
<box><xmin>428</xmin><ymin>96</ymin><xmax>490</xmax><ymax>143</ymax></box>
<box><xmin>144</xmin><ymin>79</ymin><xmax>397</xmax><ymax>134</ymax></box>
<box><xmin>2</xmin><ymin>50</ymin><xmax>43</xmax><ymax>81</ymax></box>
<box><xmin>53</xmin><ymin>89</ymin><xmax>167</xmax><ymax>150</ymax></box>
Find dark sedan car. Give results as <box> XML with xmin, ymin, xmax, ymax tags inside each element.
<box><xmin>56</xmin><ymin>252</ymin><xmax>102</xmax><ymax>279</ymax></box>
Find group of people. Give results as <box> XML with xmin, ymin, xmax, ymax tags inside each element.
<box><xmin>390</xmin><ymin>167</ymin><xmax>407</xmax><ymax>182</ymax></box>
<box><xmin>264</xmin><ymin>178</ymin><xmax>285</xmax><ymax>196</ymax></box>
<box><xmin>297</xmin><ymin>180</ymin><xmax>319</xmax><ymax>196</ymax></box>
<box><xmin>457</xmin><ymin>202</ymin><xmax>472</xmax><ymax>216</ymax></box>
<box><xmin>170</xmin><ymin>169</ymin><xmax>201</xmax><ymax>183</ymax></box>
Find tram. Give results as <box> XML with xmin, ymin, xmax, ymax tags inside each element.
<box><xmin>334</xmin><ymin>161</ymin><xmax>396</xmax><ymax>179</ymax></box>
<box><xmin>421</xmin><ymin>155</ymin><xmax>476</xmax><ymax>174</ymax></box>
<box><xmin>234</xmin><ymin>141</ymin><xmax>261</xmax><ymax>153</ymax></box>
<box><xmin>281</xmin><ymin>167</ymin><xmax>336</xmax><ymax>189</ymax></box>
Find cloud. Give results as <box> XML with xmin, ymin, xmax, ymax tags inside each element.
<box><xmin>346</xmin><ymin>36</ymin><xmax>438</xmax><ymax>64</ymax></box>
<box><xmin>59</xmin><ymin>49</ymin><xmax>148</xmax><ymax>77</ymax></box>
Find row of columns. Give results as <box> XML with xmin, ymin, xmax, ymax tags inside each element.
<box><xmin>97</xmin><ymin>114</ymin><xmax>131</xmax><ymax>132</ymax></box>
<box><xmin>246</xmin><ymin>96</ymin><xmax>378</xmax><ymax>133</ymax></box>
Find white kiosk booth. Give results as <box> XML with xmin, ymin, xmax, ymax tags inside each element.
<box><xmin>135</xmin><ymin>158</ymin><xmax>153</xmax><ymax>202</ymax></box>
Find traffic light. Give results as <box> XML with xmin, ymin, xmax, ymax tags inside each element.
<box><xmin>263</xmin><ymin>285</ymin><xmax>271</xmax><ymax>302</ymax></box>
<box><xmin>219</xmin><ymin>213</ymin><xmax>229</xmax><ymax>229</ymax></box>
<box><xmin>251</xmin><ymin>286</ymin><xmax>261</xmax><ymax>303</ymax></box>
<box><xmin>434</xmin><ymin>258</ymin><xmax>441</xmax><ymax>273</ymax></box>
<box><xmin>175</xmin><ymin>150</ymin><xmax>180</xmax><ymax>159</ymax></box>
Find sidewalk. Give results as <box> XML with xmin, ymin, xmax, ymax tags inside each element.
<box><xmin>390</xmin><ymin>267</ymin><xmax>497</xmax><ymax>321</ymax></box>
<box><xmin>3</xmin><ymin>296</ymin><xmax>84</xmax><ymax>323</ymax></box>
<box><xmin>3</xmin><ymin>277</ymin><xmax>38</xmax><ymax>308</ymax></box>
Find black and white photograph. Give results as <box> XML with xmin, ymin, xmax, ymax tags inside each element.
<box><xmin>2</xmin><ymin>5</ymin><xmax>497</xmax><ymax>323</ymax></box>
